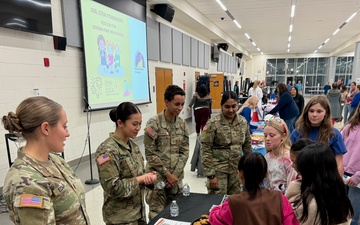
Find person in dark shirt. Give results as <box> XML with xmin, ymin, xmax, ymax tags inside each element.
<box><xmin>234</xmin><ymin>81</ymin><xmax>240</xmax><ymax>96</ymax></box>
<box><xmin>291</xmin><ymin>87</ymin><xmax>304</xmax><ymax>121</ymax></box>
<box><xmin>323</xmin><ymin>82</ymin><xmax>332</xmax><ymax>95</ymax></box>
<box><xmin>268</xmin><ymin>83</ymin><xmax>299</xmax><ymax>133</ymax></box>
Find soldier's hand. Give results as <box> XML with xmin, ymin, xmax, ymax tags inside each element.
<box><xmin>143</xmin><ymin>172</ymin><xmax>157</xmax><ymax>185</ymax></box>
<box><xmin>209</xmin><ymin>177</ymin><xmax>218</xmax><ymax>189</ymax></box>
<box><xmin>166</xmin><ymin>172</ymin><xmax>179</xmax><ymax>186</ymax></box>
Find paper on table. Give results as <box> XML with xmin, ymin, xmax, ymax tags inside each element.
<box><xmin>154</xmin><ymin>218</ymin><xmax>191</xmax><ymax>225</ymax></box>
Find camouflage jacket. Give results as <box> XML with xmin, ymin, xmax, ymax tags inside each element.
<box><xmin>95</xmin><ymin>133</ymin><xmax>145</xmax><ymax>224</ymax></box>
<box><xmin>2</xmin><ymin>149</ymin><xmax>90</xmax><ymax>225</ymax></box>
<box><xmin>144</xmin><ymin>111</ymin><xmax>189</xmax><ymax>182</ymax></box>
<box><xmin>201</xmin><ymin>113</ymin><xmax>252</xmax><ymax>177</ymax></box>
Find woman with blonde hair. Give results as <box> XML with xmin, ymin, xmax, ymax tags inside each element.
<box><xmin>264</xmin><ymin>117</ymin><xmax>297</xmax><ymax>193</ymax></box>
<box><xmin>2</xmin><ymin>96</ymin><xmax>90</xmax><ymax>225</ymax></box>
<box><xmin>290</xmin><ymin>95</ymin><xmax>347</xmax><ymax>176</ymax></box>
<box><xmin>248</xmin><ymin>80</ymin><xmax>263</xmax><ymax>118</ymax></box>
<box><xmin>237</xmin><ymin>96</ymin><xmax>262</xmax><ymax>133</ymax></box>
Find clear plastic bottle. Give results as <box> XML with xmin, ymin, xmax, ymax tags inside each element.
<box><xmin>182</xmin><ymin>183</ymin><xmax>190</xmax><ymax>196</ymax></box>
<box><xmin>155</xmin><ymin>181</ymin><xmax>165</xmax><ymax>190</ymax></box>
<box><xmin>170</xmin><ymin>200</ymin><xmax>179</xmax><ymax>217</ymax></box>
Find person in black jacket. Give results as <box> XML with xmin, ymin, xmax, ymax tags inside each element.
<box><xmin>291</xmin><ymin>87</ymin><xmax>304</xmax><ymax>120</ymax></box>
<box><xmin>268</xmin><ymin>83</ymin><xmax>299</xmax><ymax>133</ymax></box>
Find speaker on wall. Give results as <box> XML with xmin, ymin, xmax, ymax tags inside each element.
<box><xmin>235</xmin><ymin>53</ymin><xmax>243</xmax><ymax>59</ymax></box>
<box><xmin>217</xmin><ymin>43</ymin><xmax>229</xmax><ymax>51</ymax></box>
<box><xmin>151</xmin><ymin>4</ymin><xmax>175</xmax><ymax>23</ymax></box>
<box><xmin>53</xmin><ymin>36</ymin><xmax>67</xmax><ymax>51</ymax></box>
<box><xmin>211</xmin><ymin>45</ymin><xmax>220</xmax><ymax>62</ymax></box>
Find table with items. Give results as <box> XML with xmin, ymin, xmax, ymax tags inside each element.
<box><xmin>250</xmin><ymin>121</ymin><xmax>266</xmax><ymax>156</ymax></box>
<box><xmin>149</xmin><ymin>193</ymin><xmax>225</xmax><ymax>225</ymax></box>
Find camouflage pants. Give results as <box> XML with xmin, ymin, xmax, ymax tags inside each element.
<box><xmin>146</xmin><ymin>184</ymin><xmax>181</xmax><ymax>220</ymax></box>
<box><xmin>206</xmin><ymin>171</ymin><xmax>242</xmax><ymax>195</ymax></box>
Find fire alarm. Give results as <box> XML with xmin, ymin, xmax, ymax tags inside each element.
<box><xmin>44</xmin><ymin>58</ymin><xmax>50</xmax><ymax>67</ymax></box>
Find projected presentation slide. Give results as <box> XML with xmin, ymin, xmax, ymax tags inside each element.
<box><xmin>81</xmin><ymin>0</ymin><xmax>150</xmax><ymax>109</ymax></box>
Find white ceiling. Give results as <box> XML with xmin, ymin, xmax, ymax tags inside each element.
<box><xmin>148</xmin><ymin>0</ymin><xmax>360</xmax><ymax>58</ymax></box>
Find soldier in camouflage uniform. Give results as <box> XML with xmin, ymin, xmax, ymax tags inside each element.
<box><xmin>96</xmin><ymin>102</ymin><xmax>157</xmax><ymax>225</ymax></box>
<box><xmin>2</xmin><ymin>96</ymin><xmax>90</xmax><ymax>225</ymax></box>
<box><xmin>201</xmin><ymin>91</ymin><xmax>252</xmax><ymax>195</ymax></box>
<box><xmin>144</xmin><ymin>85</ymin><xmax>189</xmax><ymax>220</ymax></box>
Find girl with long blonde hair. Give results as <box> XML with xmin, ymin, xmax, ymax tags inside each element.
<box><xmin>264</xmin><ymin>117</ymin><xmax>297</xmax><ymax>193</ymax></box>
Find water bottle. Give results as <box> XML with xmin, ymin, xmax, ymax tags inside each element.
<box><xmin>182</xmin><ymin>183</ymin><xmax>190</xmax><ymax>196</ymax></box>
<box><xmin>170</xmin><ymin>200</ymin><xmax>179</xmax><ymax>217</ymax></box>
<box><xmin>155</xmin><ymin>181</ymin><xmax>165</xmax><ymax>190</ymax></box>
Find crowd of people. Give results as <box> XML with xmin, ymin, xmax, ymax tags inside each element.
<box><xmin>1</xmin><ymin>80</ymin><xmax>360</xmax><ymax>225</ymax></box>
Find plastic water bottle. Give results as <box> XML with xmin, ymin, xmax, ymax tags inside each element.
<box><xmin>170</xmin><ymin>200</ymin><xmax>179</xmax><ymax>217</ymax></box>
<box><xmin>182</xmin><ymin>183</ymin><xmax>190</xmax><ymax>196</ymax></box>
<box><xmin>155</xmin><ymin>181</ymin><xmax>165</xmax><ymax>189</ymax></box>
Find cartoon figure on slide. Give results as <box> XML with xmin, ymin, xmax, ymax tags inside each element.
<box><xmin>97</xmin><ymin>34</ymin><xmax>107</xmax><ymax>66</ymax></box>
<box><xmin>115</xmin><ymin>42</ymin><xmax>121</xmax><ymax>70</ymax></box>
<box><xmin>107</xmin><ymin>41</ymin><xmax>114</xmax><ymax>70</ymax></box>
<box><xmin>135</xmin><ymin>51</ymin><xmax>145</xmax><ymax>69</ymax></box>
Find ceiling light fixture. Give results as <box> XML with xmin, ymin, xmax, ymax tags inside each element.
<box><xmin>215</xmin><ymin>0</ymin><xmax>263</xmax><ymax>55</ymax></box>
<box><xmin>332</xmin><ymin>28</ymin><xmax>340</xmax><ymax>35</ymax></box>
<box><xmin>287</xmin><ymin>0</ymin><xmax>296</xmax><ymax>53</ymax></box>
<box><xmin>215</xmin><ymin>0</ymin><xmax>227</xmax><ymax>11</ymax></box>
<box><xmin>233</xmin><ymin>20</ymin><xmax>241</xmax><ymax>29</ymax></box>
<box><xmin>345</xmin><ymin>12</ymin><xmax>357</xmax><ymax>23</ymax></box>
<box><xmin>290</xmin><ymin>5</ymin><xmax>295</xmax><ymax>17</ymax></box>
<box><xmin>314</xmin><ymin>9</ymin><xmax>359</xmax><ymax>53</ymax></box>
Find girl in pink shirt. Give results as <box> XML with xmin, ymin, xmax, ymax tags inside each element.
<box><xmin>263</xmin><ymin>118</ymin><xmax>298</xmax><ymax>193</ymax></box>
<box><xmin>209</xmin><ymin>152</ymin><xmax>299</xmax><ymax>225</ymax></box>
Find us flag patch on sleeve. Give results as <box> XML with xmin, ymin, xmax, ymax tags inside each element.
<box><xmin>97</xmin><ymin>154</ymin><xmax>111</xmax><ymax>166</ymax></box>
<box><xmin>145</xmin><ymin>127</ymin><xmax>157</xmax><ymax>139</ymax></box>
<box><xmin>19</xmin><ymin>194</ymin><xmax>43</xmax><ymax>208</ymax></box>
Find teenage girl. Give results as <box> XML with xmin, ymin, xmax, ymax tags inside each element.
<box><xmin>290</xmin><ymin>95</ymin><xmax>347</xmax><ymax>176</ymax></box>
<box><xmin>209</xmin><ymin>152</ymin><xmax>299</xmax><ymax>225</ymax></box>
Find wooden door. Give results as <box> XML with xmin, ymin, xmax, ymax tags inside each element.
<box><xmin>209</xmin><ymin>74</ymin><xmax>224</xmax><ymax>109</ymax></box>
<box><xmin>155</xmin><ymin>68</ymin><xmax>173</xmax><ymax>114</ymax></box>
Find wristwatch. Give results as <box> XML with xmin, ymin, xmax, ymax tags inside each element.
<box><xmin>207</xmin><ymin>175</ymin><xmax>215</xmax><ymax>179</ymax></box>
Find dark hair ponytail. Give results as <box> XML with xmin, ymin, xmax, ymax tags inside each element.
<box><xmin>109</xmin><ymin>102</ymin><xmax>141</xmax><ymax>126</ymax></box>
